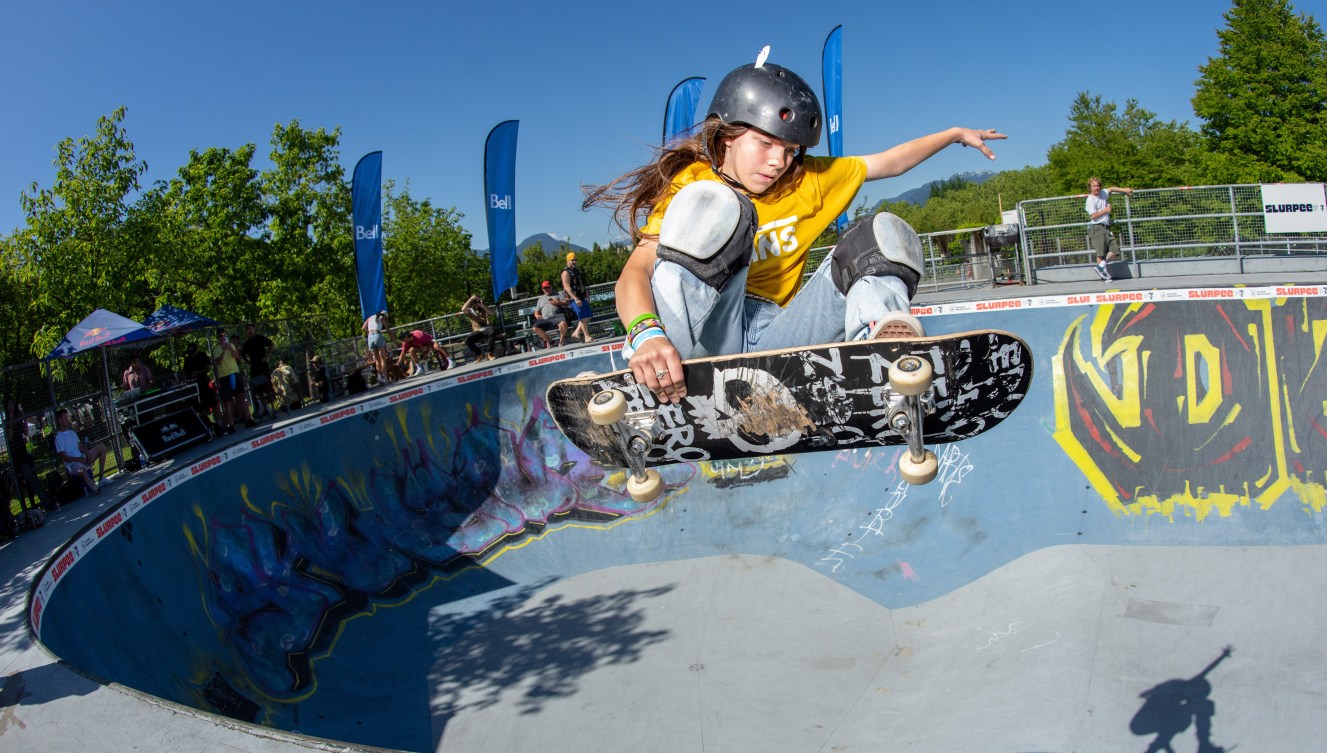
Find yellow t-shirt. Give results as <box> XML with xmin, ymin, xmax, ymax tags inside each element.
<box><xmin>215</xmin><ymin>348</ymin><xmax>240</xmax><ymax>378</ymax></box>
<box><xmin>642</xmin><ymin>156</ymin><xmax>868</xmax><ymax>305</ymax></box>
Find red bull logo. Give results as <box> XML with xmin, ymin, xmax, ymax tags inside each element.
<box><xmin>77</xmin><ymin>326</ymin><xmax>114</xmax><ymax>348</ymax></box>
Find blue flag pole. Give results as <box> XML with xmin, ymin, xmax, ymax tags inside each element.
<box><xmin>351</xmin><ymin>151</ymin><xmax>387</xmax><ymax>319</ymax></box>
<box><xmin>663</xmin><ymin>77</ymin><xmax>706</xmax><ymax>147</ymax></box>
<box><xmin>484</xmin><ymin>120</ymin><xmax>520</xmax><ymax>301</ymax></box>
<box><xmin>822</xmin><ymin>25</ymin><xmax>846</xmax><ymax>234</ymax></box>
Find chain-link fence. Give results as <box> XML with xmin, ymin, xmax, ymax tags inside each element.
<box><xmin>801</xmin><ymin>224</ymin><xmax>1022</xmax><ymax>295</ymax></box>
<box><xmin>1018</xmin><ymin>184</ymin><xmax>1327</xmax><ymax>281</ymax></box>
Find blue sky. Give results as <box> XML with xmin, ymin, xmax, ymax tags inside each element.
<box><xmin>2</xmin><ymin>0</ymin><xmax>1241</xmax><ymax>249</ymax></box>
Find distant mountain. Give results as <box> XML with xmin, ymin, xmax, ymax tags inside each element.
<box><xmin>882</xmin><ymin>170</ymin><xmax>997</xmax><ymax>207</ymax></box>
<box><xmin>518</xmin><ymin>233</ymin><xmax>589</xmax><ymax>255</ymax></box>
<box><xmin>476</xmin><ymin>233</ymin><xmax>590</xmax><ymax>256</ymax></box>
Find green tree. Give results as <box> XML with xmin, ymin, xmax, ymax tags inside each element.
<box><xmin>1046</xmin><ymin>94</ymin><xmax>1204</xmax><ymax>193</ymax></box>
<box><xmin>13</xmin><ymin>107</ymin><xmax>152</xmax><ymax>357</ymax></box>
<box><xmin>1193</xmin><ymin>0</ymin><xmax>1327</xmax><ymax>182</ymax></box>
<box><xmin>148</xmin><ymin>144</ymin><xmax>268</xmax><ymax>320</ymax></box>
<box><xmin>381</xmin><ymin>181</ymin><xmax>477</xmax><ymax>321</ymax></box>
<box><xmin>261</xmin><ymin>121</ymin><xmax>355</xmax><ymax>332</ymax></box>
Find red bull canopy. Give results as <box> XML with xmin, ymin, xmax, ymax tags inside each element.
<box><xmin>45</xmin><ymin>308</ymin><xmax>158</xmax><ymax>360</ymax></box>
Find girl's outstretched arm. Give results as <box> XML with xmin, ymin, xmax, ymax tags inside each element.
<box><xmin>861</xmin><ymin>127</ymin><xmax>1006</xmax><ymax>181</ymax></box>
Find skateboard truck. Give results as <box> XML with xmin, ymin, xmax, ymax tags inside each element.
<box><xmin>587</xmin><ymin>389</ymin><xmax>666</xmax><ymax>502</ymax></box>
<box><xmin>886</xmin><ymin>355</ymin><xmax>939</xmax><ymax>485</ymax></box>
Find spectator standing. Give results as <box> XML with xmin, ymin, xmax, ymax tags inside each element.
<box><xmin>214</xmin><ymin>330</ymin><xmax>255</xmax><ymax>433</ymax></box>
<box><xmin>272</xmin><ymin>358</ymin><xmax>302</xmax><ymax>411</ymax></box>
<box><xmin>4</xmin><ymin>396</ymin><xmax>56</xmax><ymax>512</ymax></box>
<box><xmin>561</xmin><ymin>252</ymin><xmax>595</xmax><ymax>343</ymax></box>
<box><xmin>362</xmin><ymin>310</ymin><xmax>391</xmax><ymax>381</ymax></box>
<box><xmin>241</xmin><ymin>323</ymin><xmax>276</xmax><ymax>420</ymax></box>
<box><xmin>1085</xmin><ymin>177</ymin><xmax>1134</xmax><ymax>281</ymax></box>
<box><xmin>182</xmin><ymin>341</ymin><xmax>218</xmax><ymax>431</ymax></box>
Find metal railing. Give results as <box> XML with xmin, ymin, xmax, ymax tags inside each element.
<box><xmin>1017</xmin><ymin>184</ymin><xmax>1327</xmax><ymax>281</ymax></box>
<box><xmin>802</xmin><ymin>226</ymin><xmax>1020</xmax><ymax>295</ymax></box>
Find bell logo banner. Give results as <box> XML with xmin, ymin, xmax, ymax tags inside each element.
<box><xmin>485</xmin><ymin>120</ymin><xmax>520</xmax><ymax>300</ymax></box>
<box><xmin>822</xmin><ymin>25</ymin><xmax>846</xmax><ymax>233</ymax></box>
<box><xmin>351</xmin><ymin>151</ymin><xmax>387</xmax><ymax>319</ymax></box>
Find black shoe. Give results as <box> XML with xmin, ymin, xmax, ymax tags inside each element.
<box><xmin>245</xmin><ymin>419</ymin><xmax>258</xmax><ymax>428</ymax></box>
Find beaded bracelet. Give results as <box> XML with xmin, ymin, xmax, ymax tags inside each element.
<box><xmin>627</xmin><ymin>318</ymin><xmax>664</xmax><ymax>341</ymax></box>
<box><xmin>627</xmin><ymin>312</ymin><xmax>661</xmax><ymax>331</ymax></box>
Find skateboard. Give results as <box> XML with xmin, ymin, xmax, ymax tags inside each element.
<box><xmin>546</xmin><ymin>330</ymin><xmax>1032</xmax><ymax>502</ymax></box>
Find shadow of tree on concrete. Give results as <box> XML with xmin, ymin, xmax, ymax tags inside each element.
<box><xmin>428</xmin><ymin>579</ymin><xmax>674</xmax><ymax>749</ymax></box>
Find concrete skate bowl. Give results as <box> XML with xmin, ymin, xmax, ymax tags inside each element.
<box><xmin>27</xmin><ymin>285</ymin><xmax>1327</xmax><ymax>752</ymax></box>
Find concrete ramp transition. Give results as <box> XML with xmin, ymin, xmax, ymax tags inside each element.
<box><xmin>26</xmin><ymin>283</ymin><xmax>1327</xmax><ymax>752</ymax></box>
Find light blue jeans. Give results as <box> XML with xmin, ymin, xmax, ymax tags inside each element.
<box><xmin>626</xmin><ymin>251</ymin><xmax>913</xmax><ymax>362</ymax></box>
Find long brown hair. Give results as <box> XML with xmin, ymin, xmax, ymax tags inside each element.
<box><xmin>582</xmin><ymin>118</ymin><xmax>807</xmax><ymax>242</ymax></box>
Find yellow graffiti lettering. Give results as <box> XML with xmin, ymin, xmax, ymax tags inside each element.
<box><xmin>1185</xmin><ymin>334</ymin><xmax>1223</xmax><ymax>424</ymax></box>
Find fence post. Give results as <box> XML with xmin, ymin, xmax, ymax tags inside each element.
<box><xmin>1230</xmin><ymin>185</ymin><xmax>1244</xmax><ymax>273</ymax></box>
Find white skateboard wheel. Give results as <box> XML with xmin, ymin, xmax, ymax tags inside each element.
<box><xmin>626</xmin><ymin>469</ymin><xmax>664</xmax><ymax>502</ymax></box>
<box><xmin>899</xmin><ymin>449</ymin><xmax>938</xmax><ymax>485</ymax></box>
<box><xmin>576</xmin><ymin>371</ymin><xmax>599</xmax><ymax>378</ymax></box>
<box><xmin>889</xmin><ymin>355</ymin><xmax>933</xmax><ymax>397</ymax></box>
<box><xmin>588</xmin><ymin>389</ymin><xmax>628</xmax><ymax>425</ymax></box>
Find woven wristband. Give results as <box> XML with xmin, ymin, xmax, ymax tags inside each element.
<box><xmin>627</xmin><ymin>312</ymin><xmax>660</xmax><ymax>331</ymax></box>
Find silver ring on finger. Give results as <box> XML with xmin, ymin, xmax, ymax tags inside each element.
<box><xmin>655</xmin><ymin>370</ymin><xmax>668</xmax><ymax>380</ymax></box>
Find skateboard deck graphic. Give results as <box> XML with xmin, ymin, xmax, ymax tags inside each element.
<box><xmin>546</xmin><ymin>329</ymin><xmax>1032</xmax><ymax>473</ymax></box>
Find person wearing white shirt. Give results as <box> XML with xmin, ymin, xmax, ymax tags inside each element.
<box><xmin>54</xmin><ymin>408</ymin><xmax>108</xmax><ymax>494</ymax></box>
<box><xmin>1085</xmin><ymin>177</ymin><xmax>1134</xmax><ymax>281</ymax></box>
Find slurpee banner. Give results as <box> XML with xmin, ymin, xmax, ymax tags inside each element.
<box><xmin>663</xmin><ymin>77</ymin><xmax>706</xmax><ymax>146</ymax></box>
<box><xmin>351</xmin><ymin>151</ymin><xmax>387</xmax><ymax>319</ymax></box>
<box><xmin>822</xmin><ymin>25</ymin><xmax>846</xmax><ymax>233</ymax></box>
<box><xmin>485</xmin><ymin>120</ymin><xmax>519</xmax><ymax>300</ymax></box>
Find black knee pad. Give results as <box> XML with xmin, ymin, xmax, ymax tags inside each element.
<box><xmin>830</xmin><ymin>215</ymin><xmax>922</xmax><ymax>299</ymax></box>
<box><xmin>654</xmin><ymin>181</ymin><xmax>757</xmax><ymax>291</ymax></box>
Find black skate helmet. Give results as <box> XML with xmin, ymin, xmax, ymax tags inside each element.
<box><xmin>707</xmin><ymin>53</ymin><xmax>822</xmax><ymax>149</ymax></box>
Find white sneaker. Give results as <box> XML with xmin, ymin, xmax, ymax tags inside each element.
<box><xmin>868</xmin><ymin>311</ymin><xmax>925</xmax><ymax>340</ymax></box>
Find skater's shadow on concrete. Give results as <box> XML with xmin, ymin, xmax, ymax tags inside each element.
<box><xmin>1130</xmin><ymin>645</ymin><xmax>1234</xmax><ymax>753</ymax></box>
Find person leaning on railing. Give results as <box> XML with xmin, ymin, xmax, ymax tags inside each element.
<box><xmin>1085</xmin><ymin>177</ymin><xmax>1134</xmax><ymax>282</ymax></box>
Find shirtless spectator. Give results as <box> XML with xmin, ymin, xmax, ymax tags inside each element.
<box><xmin>460</xmin><ymin>295</ymin><xmax>500</xmax><ymax>362</ymax></box>
<box><xmin>54</xmin><ymin>408</ymin><xmax>108</xmax><ymax>494</ymax></box>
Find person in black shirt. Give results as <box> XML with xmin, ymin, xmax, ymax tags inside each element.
<box><xmin>241</xmin><ymin>323</ymin><xmax>276</xmax><ymax>419</ymax></box>
<box><xmin>182</xmin><ymin>341</ymin><xmax>218</xmax><ymax>430</ymax></box>
<box><xmin>561</xmin><ymin>252</ymin><xmax>595</xmax><ymax>343</ymax></box>
<box><xmin>5</xmin><ymin>395</ymin><xmax>55</xmax><ymax>513</ymax></box>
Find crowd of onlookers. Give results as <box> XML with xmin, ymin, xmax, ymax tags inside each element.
<box><xmin>0</xmin><ymin>254</ymin><xmax>608</xmax><ymax>542</ymax></box>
